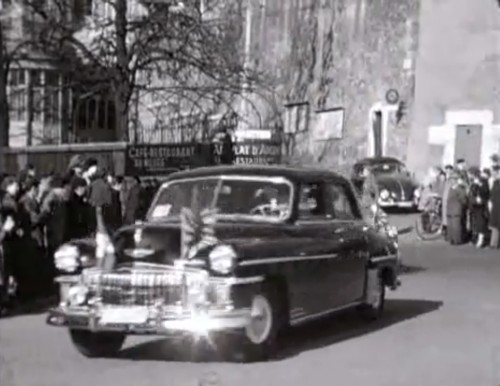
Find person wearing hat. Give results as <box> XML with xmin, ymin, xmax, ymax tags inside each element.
<box><xmin>468</xmin><ymin>167</ymin><xmax>489</xmax><ymax>247</ymax></box>
<box><xmin>446</xmin><ymin>172</ymin><xmax>468</xmax><ymax>245</ymax></box>
<box><xmin>455</xmin><ymin>159</ymin><xmax>470</xmax><ymax>186</ymax></box>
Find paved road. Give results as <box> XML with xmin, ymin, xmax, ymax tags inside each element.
<box><xmin>1</xmin><ymin>213</ymin><xmax>500</xmax><ymax>386</ymax></box>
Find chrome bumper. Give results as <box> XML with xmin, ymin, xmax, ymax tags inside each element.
<box><xmin>47</xmin><ymin>305</ymin><xmax>252</xmax><ymax>335</ymax></box>
<box><xmin>378</xmin><ymin>200</ymin><xmax>415</xmax><ymax>208</ymax></box>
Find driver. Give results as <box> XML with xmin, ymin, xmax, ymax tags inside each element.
<box><xmin>250</xmin><ymin>188</ymin><xmax>271</xmax><ymax>214</ymax></box>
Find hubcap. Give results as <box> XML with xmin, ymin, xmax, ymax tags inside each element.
<box><xmin>246</xmin><ymin>295</ymin><xmax>273</xmax><ymax>345</ymax></box>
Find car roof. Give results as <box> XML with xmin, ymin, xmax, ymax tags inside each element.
<box><xmin>354</xmin><ymin>157</ymin><xmax>403</xmax><ymax>166</ymax></box>
<box><xmin>165</xmin><ymin>165</ymin><xmax>347</xmax><ymax>183</ymax></box>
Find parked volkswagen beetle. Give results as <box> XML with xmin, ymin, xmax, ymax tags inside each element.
<box><xmin>351</xmin><ymin>157</ymin><xmax>419</xmax><ymax>210</ymax></box>
<box><xmin>47</xmin><ymin>165</ymin><xmax>401</xmax><ymax>361</ymax></box>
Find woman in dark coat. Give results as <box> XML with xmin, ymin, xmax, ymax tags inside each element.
<box><xmin>65</xmin><ymin>177</ymin><xmax>93</xmax><ymax>241</ymax></box>
<box><xmin>489</xmin><ymin>166</ymin><xmax>500</xmax><ymax>248</ymax></box>
<box><xmin>446</xmin><ymin>173</ymin><xmax>469</xmax><ymax>245</ymax></box>
<box><xmin>468</xmin><ymin>168</ymin><xmax>489</xmax><ymax>247</ymax></box>
<box><xmin>0</xmin><ymin>177</ymin><xmax>30</xmax><ymax>302</ymax></box>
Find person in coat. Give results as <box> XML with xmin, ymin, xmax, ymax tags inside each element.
<box><xmin>0</xmin><ymin>214</ymin><xmax>16</xmax><ymax>312</ymax></box>
<box><xmin>441</xmin><ymin>173</ymin><xmax>453</xmax><ymax>237</ymax></box>
<box><xmin>446</xmin><ymin>173</ymin><xmax>469</xmax><ymax>245</ymax></box>
<box><xmin>468</xmin><ymin>168</ymin><xmax>490</xmax><ymax>248</ymax></box>
<box><xmin>0</xmin><ymin>177</ymin><xmax>27</xmax><ymax>302</ymax></box>
<box><xmin>65</xmin><ymin>177</ymin><xmax>92</xmax><ymax>241</ymax></box>
<box><xmin>123</xmin><ymin>176</ymin><xmax>142</xmax><ymax>225</ymax></box>
<box><xmin>41</xmin><ymin>175</ymin><xmax>70</xmax><ymax>293</ymax></box>
<box><xmin>489</xmin><ymin>165</ymin><xmax>500</xmax><ymax>248</ymax></box>
<box><xmin>456</xmin><ymin>159</ymin><xmax>470</xmax><ymax>186</ymax></box>
<box><xmin>17</xmin><ymin>178</ymin><xmax>48</xmax><ymax>298</ymax></box>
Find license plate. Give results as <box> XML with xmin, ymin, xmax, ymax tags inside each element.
<box><xmin>99</xmin><ymin>307</ymin><xmax>149</xmax><ymax>325</ymax></box>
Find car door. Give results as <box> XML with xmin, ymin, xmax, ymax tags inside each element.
<box><xmin>323</xmin><ymin>179</ymin><xmax>368</xmax><ymax>307</ymax></box>
<box><xmin>286</xmin><ymin>180</ymin><xmax>345</xmax><ymax>318</ymax></box>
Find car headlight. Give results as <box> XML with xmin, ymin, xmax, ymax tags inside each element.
<box><xmin>68</xmin><ymin>285</ymin><xmax>89</xmax><ymax>306</ymax></box>
<box><xmin>414</xmin><ymin>188</ymin><xmax>421</xmax><ymax>198</ymax></box>
<box><xmin>380</xmin><ymin>189</ymin><xmax>390</xmax><ymax>200</ymax></box>
<box><xmin>387</xmin><ymin>225</ymin><xmax>398</xmax><ymax>239</ymax></box>
<box><xmin>95</xmin><ymin>232</ymin><xmax>114</xmax><ymax>259</ymax></box>
<box><xmin>54</xmin><ymin>245</ymin><xmax>80</xmax><ymax>273</ymax></box>
<box><xmin>208</xmin><ymin>245</ymin><xmax>236</xmax><ymax>274</ymax></box>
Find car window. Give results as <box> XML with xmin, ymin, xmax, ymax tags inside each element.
<box><xmin>325</xmin><ymin>183</ymin><xmax>357</xmax><ymax>220</ymax></box>
<box><xmin>298</xmin><ymin>182</ymin><xmax>328</xmax><ymax>220</ymax></box>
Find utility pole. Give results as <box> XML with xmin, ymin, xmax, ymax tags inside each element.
<box><xmin>236</xmin><ymin>0</ymin><xmax>253</xmax><ymax>135</ymax></box>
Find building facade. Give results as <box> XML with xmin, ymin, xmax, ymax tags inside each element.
<box><xmin>407</xmin><ymin>0</ymin><xmax>500</xmax><ymax>178</ymax></box>
<box><xmin>5</xmin><ymin>0</ymin><xmax>498</xmax><ymax>179</ymax></box>
<box><xmin>240</xmin><ymin>0</ymin><xmax>420</xmax><ymax>175</ymax></box>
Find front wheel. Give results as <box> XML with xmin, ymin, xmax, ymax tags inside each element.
<box><xmin>69</xmin><ymin>329</ymin><xmax>126</xmax><ymax>358</ymax></box>
<box><xmin>224</xmin><ymin>284</ymin><xmax>287</xmax><ymax>362</ymax></box>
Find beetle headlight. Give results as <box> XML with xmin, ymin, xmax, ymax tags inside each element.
<box><xmin>380</xmin><ymin>189</ymin><xmax>390</xmax><ymax>200</ymax></box>
<box><xmin>414</xmin><ymin>188</ymin><xmax>420</xmax><ymax>198</ymax></box>
<box><xmin>54</xmin><ymin>245</ymin><xmax>80</xmax><ymax>273</ymax></box>
<box><xmin>208</xmin><ymin>245</ymin><xmax>236</xmax><ymax>274</ymax></box>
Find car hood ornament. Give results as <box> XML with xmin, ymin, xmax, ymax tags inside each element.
<box><xmin>123</xmin><ymin>248</ymin><xmax>154</xmax><ymax>259</ymax></box>
<box><xmin>133</xmin><ymin>222</ymin><xmax>144</xmax><ymax>245</ymax></box>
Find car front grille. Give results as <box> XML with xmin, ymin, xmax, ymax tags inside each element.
<box><xmin>83</xmin><ymin>269</ymin><xmax>190</xmax><ymax>306</ymax></box>
<box><xmin>81</xmin><ymin>268</ymin><xmax>229</xmax><ymax>307</ymax></box>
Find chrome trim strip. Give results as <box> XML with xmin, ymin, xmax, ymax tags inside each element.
<box><xmin>223</xmin><ymin>276</ymin><xmax>264</xmax><ymax>285</ymax></box>
<box><xmin>239</xmin><ymin>253</ymin><xmax>339</xmax><ymax>266</ymax></box>
<box><xmin>370</xmin><ymin>254</ymin><xmax>397</xmax><ymax>263</ymax></box>
<box><xmin>123</xmin><ymin>248</ymin><xmax>155</xmax><ymax>259</ymax></box>
<box><xmin>290</xmin><ymin>301</ymin><xmax>362</xmax><ymax>326</ymax></box>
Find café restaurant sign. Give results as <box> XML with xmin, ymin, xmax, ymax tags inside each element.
<box><xmin>213</xmin><ymin>141</ymin><xmax>281</xmax><ymax>165</ymax></box>
<box><xmin>126</xmin><ymin>141</ymin><xmax>281</xmax><ymax>176</ymax></box>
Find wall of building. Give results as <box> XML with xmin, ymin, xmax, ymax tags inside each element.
<box><xmin>246</xmin><ymin>0</ymin><xmax>419</xmax><ymax>174</ymax></box>
<box><xmin>407</xmin><ymin>0</ymin><xmax>500</xmax><ymax>178</ymax></box>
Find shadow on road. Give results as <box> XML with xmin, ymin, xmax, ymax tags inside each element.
<box><xmin>0</xmin><ymin>296</ymin><xmax>57</xmax><ymax>319</ymax></box>
<box><xmin>117</xmin><ymin>298</ymin><xmax>442</xmax><ymax>363</ymax></box>
<box><xmin>400</xmin><ymin>264</ymin><xmax>427</xmax><ymax>275</ymax></box>
<box><xmin>275</xmin><ymin>298</ymin><xmax>442</xmax><ymax>361</ymax></box>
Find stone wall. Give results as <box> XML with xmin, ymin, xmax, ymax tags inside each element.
<box><xmin>247</xmin><ymin>0</ymin><xmax>419</xmax><ymax>174</ymax></box>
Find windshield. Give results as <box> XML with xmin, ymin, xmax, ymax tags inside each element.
<box><xmin>147</xmin><ymin>176</ymin><xmax>293</xmax><ymax>222</ymax></box>
<box><xmin>355</xmin><ymin>162</ymin><xmax>406</xmax><ymax>176</ymax></box>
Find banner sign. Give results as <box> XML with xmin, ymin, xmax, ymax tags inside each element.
<box><xmin>216</xmin><ymin>141</ymin><xmax>281</xmax><ymax>165</ymax></box>
<box><xmin>125</xmin><ymin>144</ymin><xmax>195</xmax><ymax>176</ymax></box>
<box><xmin>125</xmin><ymin>141</ymin><xmax>281</xmax><ymax>176</ymax></box>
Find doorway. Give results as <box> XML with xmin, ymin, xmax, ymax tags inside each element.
<box><xmin>454</xmin><ymin>124</ymin><xmax>483</xmax><ymax>166</ymax></box>
<box><xmin>372</xmin><ymin>111</ymin><xmax>383</xmax><ymax>157</ymax></box>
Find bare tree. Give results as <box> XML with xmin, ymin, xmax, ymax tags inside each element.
<box><xmin>25</xmin><ymin>0</ymin><xmax>271</xmax><ymax>142</ymax></box>
<box><xmin>0</xmin><ymin>2</ymin><xmax>33</xmax><ymax>146</ymax></box>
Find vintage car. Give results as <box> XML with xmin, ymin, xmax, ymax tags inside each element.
<box><xmin>47</xmin><ymin>165</ymin><xmax>401</xmax><ymax>361</ymax></box>
<box><xmin>351</xmin><ymin>157</ymin><xmax>419</xmax><ymax>210</ymax></box>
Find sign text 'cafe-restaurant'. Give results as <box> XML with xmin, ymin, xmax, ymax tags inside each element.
<box><xmin>125</xmin><ymin>141</ymin><xmax>282</xmax><ymax>176</ymax></box>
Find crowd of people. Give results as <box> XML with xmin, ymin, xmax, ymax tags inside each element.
<box><xmin>0</xmin><ymin>156</ymin><xmax>159</xmax><ymax>312</ymax></box>
<box><xmin>418</xmin><ymin>155</ymin><xmax>500</xmax><ymax>248</ymax></box>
